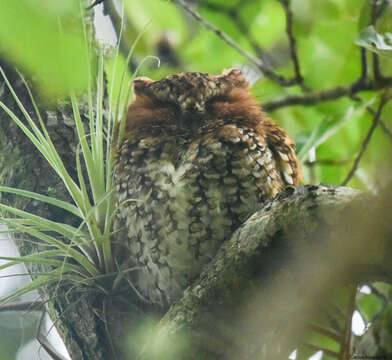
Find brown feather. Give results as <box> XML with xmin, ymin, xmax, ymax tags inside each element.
<box><xmin>113</xmin><ymin>69</ymin><xmax>302</xmax><ymax>307</ymax></box>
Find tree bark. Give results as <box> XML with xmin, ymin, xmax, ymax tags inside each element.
<box><xmin>1</xmin><ymin>61</ymin><xmax>392</xmax><ymax>359</ymax></box>
<box><xmin>140</xmin><ymin>185</ymin><xmax>392</xmax><ymax>359</ymax></box>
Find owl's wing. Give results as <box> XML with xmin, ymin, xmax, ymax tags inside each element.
<box><xmin>213</xmin><ymin>123</ymin><xmax>300</xmax><ymax>189</ymax></box>
<box><xmin>186</xmin><ymin>124</ymin><xmax>285</xmax><ymax>203</ymax></box>
<box><xmin>263</xmin><ymin>124</ymin><xmax>301</xmax><ymax>186</ymax></box>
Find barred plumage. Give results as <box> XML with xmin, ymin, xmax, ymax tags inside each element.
<box><xmin>113</xmin><ymin>69</ymin><xmax>301</xmax><ymax>307</ymax></box>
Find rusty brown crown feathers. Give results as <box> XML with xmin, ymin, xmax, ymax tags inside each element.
<box><xmin>114</xmin><ymin>69</ymin><xmax>301</xmax><ymax>307</ymax></box>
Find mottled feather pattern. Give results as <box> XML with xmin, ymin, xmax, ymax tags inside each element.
<box><xmin>113</xmin><ymin>69</ymin><xmax>301</xmax><ymax>307</ymax></box>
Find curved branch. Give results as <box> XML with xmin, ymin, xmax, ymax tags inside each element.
<box><xmin>140</xmin><ymin>185</ymin><xmax>392</xmax><ymax>360</ymax></box>
<box><xmin>341</xmin><ymin>98</ymin><xmax>387</xmax><ymax>185</ymax></box>
<box><xmin>173</xmin><ymin>0</ymin><xmax>297</xmax><ymax>86</ymax></box>
<box><xmin>279</xmin><ymin>0</ymin><xmax>304</xmax><ymax>86</ymax></box>
<box><xmin>262</xmin><ymin>77</ymin><xmax>392</xmax><ymax>111</ymax></box>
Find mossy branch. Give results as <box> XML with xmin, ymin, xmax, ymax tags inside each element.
<box><xmin>141</xmin><ymin>185</ymin><xmax>392</xmax><ymax>360</ymax></box>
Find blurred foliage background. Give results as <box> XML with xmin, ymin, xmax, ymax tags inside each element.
<box><xmin>116</xmin><ymin>0</ymin><xmax>392</xmax><ymax>189</ymax></box>
<box><xmin>0</xmin><ymin>0</ymin><xmax>392</xmax><ymax>359</ymax></box>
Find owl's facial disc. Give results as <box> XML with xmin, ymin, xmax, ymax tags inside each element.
<box><xmin>133</xmin><ymin>68</ymin><xmax>248</xmax><ymax>114</ymax></box>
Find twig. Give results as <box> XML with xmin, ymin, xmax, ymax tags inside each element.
<box><xmin>359</xmin><ymin>48</ymin><xmax>368</xmax><ymax>81</ymax></box>
<box><xmin>278</xmin><ymin>0</ymin><xmax>304</xmax><ymax>87</ymax></box>
<box><xmin>202</xmin><ymin>1</ymin><xmax>274</xmax><ymax>67</ymax></box>
<box><xmin>368</xmin><ymin>284</ymin><xmax>388</xmax><ymax>304</ymax></box>
<box><xmin>341</xmin><ymin>98</ymin><xmax>387</xmax><ymax>186</ymax></box>
<box><xmin>229</xmin><ymin>11</ymin><xmax>268</xmax><ymax>57</ymax></box>
<box><xmin>173</xmin><ymin>0</ymin><xmax>298</xmax><ymax>86</ymax></box>
<box><xmin>360</xmin><ymin>284</ymin><xmax>389</xmax><ymax>325</ymax></box>
<box><xmin>371</xmin><ymin>0</ymin><xmax>388</xmax><ymax>82</ymax></box>
<box><xmin>372</xmin><ymin>0</ymin><xmax>389</xmax><ymax>23</ymax></box>
<box><xmin>263</xmin><ymin>82</ymin><xmax>367</xmax><ymax>111</ymax></box>
<box><xmin>372</xmin><ymin>53</ymin><xmax>384</xmax><ymax>82</ymax></box>
<box><xmin>379</xmin><ymin>120</ymin><xmax>392</xmax><ymax>141</ymax></box>
<box><xmin>363</xmin><ymin>104</ymin><xmax>392</xmax><ymax>142</ymax></box>
<box><xmin>262</xmin><ymin>76</ymin><xmax>392</xmax><ymax>111</ymax></box>
<box><xmin>202</xmin><ymin>0</ymin><xmax>305</xmax><ymax>88</ymax></box>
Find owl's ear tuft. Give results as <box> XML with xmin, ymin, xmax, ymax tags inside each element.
<box><xmin>219</xmin><ymin>68</ymin><xmax>248</xmax><ymax>88</ymax></box>
<box><xmin>133</xmin><ymin>77</ymin><xmax>154</xmax><ymax>95</ymax></box>
<box><xmin>220</xmin><ymin>68</ymin><xmax>242</xmax><ymax>77</ymax></box>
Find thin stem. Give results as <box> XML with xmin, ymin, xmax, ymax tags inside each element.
<box><xmin>262</xmin><ymin>76</ymin><xmax>392</xmax><ymax>111</ymax></box>
<box><xmin>373</xmin><ymin>53</ymin><xmax>384</xmax><ymax>82</ymax></box>
<box><xmin>359</xmin><ymin>48</ymin><xmax>368</xmax><ymax>81</ymax></box>
<box><xmin>364</xmin><ymin>104</ymin><xmax>392</xmax><ymax>142</ymax></box>
<box><xmin>341</xmin><ymin>98</ymin><xmax>387</xmax><ymax>186</ymax></box>
<box><xmin>279</xmin><ymin>0</ymin><xmax>304</xmax><ymax>86</ymax></box>
<box><xmin>371</xmin><ymin>0</ymin><xmax>388</xmax><ymax>82</ymax></box>
<box><xmin>173</xmin><ymin>0</ymin><xmax>298</xmax><ymax>86</ymax></box>
<box><xmin>202</xmin><ymin>1</ymin><xmax>273</xmax><ymax>67</ymax></box>
<box><xmin>379</xmin><ymin>120</ymin><xmax>392</xmax><ymax>141</ymax></box>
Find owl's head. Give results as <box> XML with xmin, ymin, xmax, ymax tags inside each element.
<box><xmin>126</xmin><ymin>68</ymin><xmax>264</xmax><ymax>138</ymax></box>
<box><xmin>133</xmin><ymin>68</ymin><xmax>248</xmax><ymax>113</ymax></box>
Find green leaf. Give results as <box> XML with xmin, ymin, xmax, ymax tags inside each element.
<box><xmin>0</xmin><ymin>251</ymin><xmax>87</xmax><ymax>277</ymax></box>
<box><xmin>0</xmin><ymin>209</ymin><xmax>100</xmax><ymax>276</ymax></box>
<box><xmin>0</xmin><ymin>268</ymin><xmax>85</xmax><ymax>305</ymax></box>
<box><xmin>298</xmin><ymin>99</ymin><xmax>374</xmax><ymax>161</ymax></box>
<box><xmin>356</xmin><ymin>26</ymin><xmax>392</xmax><ymax>57</ymax></box>
<box><xmin>0</xmin><ymin>204</ymin><xmax>85</xmax><ymax>242</ymax></box>
<box><xmin>357</xmin><ymin>293</ymin><xmax>384</xmax><ymax>323</ymax></box>
<box><xmin>0</xmin><ymin>0</ymin><xmax>89</xmax><ymax>98</ymax></box>
<box><xmin>0</xmin><ymin>69</ymin><xmax>87</xmax><ymax>211</ymax></box>
<box><xmin>0</xmin><ymin>186</ymin><xmax>81</xmax><ymax>218</ymax></box>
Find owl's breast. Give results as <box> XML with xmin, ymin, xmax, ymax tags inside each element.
<box><xmin>114</xmin><ymin>126</ymin><xmax>285</xmax><ymax>306</ymax></box>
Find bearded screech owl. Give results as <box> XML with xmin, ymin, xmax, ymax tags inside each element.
<box><xmin>113</xmin><ymin>69</ymin><xmax>301</xmax><ymax>307</ymax></box>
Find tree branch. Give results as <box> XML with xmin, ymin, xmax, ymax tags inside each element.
<box><xmin>380</xmin><ymin>120</ymin><xmax>392</xmax><ymax>141</ymax></box>
<box><xmin>262</xmin><ymin>76</ymin><xmax>392</xmax><ymax>111</ymax></box>
<box><xmin>341</xmin><ymin>98</ymin><xmax>387</xmax><ymax>186</ymax></box>
<box><xmin>173</xmin><ymin>0</ymin><xmax>298</xmax><ymax>86</ymax></box>
<box><xmin>140</xmin><ymin>185</ymin><xmax>392</xmax><ymax>359</ymax></box>
<box><xmin>371</xmin><ymin>0</ymin><xmax>387</xmax><ymax>83</ymax></box>
<box><xmin>359</xmin><ymin>48</ymin><xmax>368</xmax><ymax>81</ymax></box>
<box><xmin>279</xmin><ymin>0</ymin><xmax>305</xmax><ymax>87</ymax></box>
<box><xmin>202</xmin><ymin>0</ymin><xmax>273</xmax><ymax>68</ymax></box>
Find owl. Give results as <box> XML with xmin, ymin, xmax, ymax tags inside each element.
<box><xmin>113</xmin><ymin>69</ymin><xmax>301</xmax><ymax>307</ymax></box>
